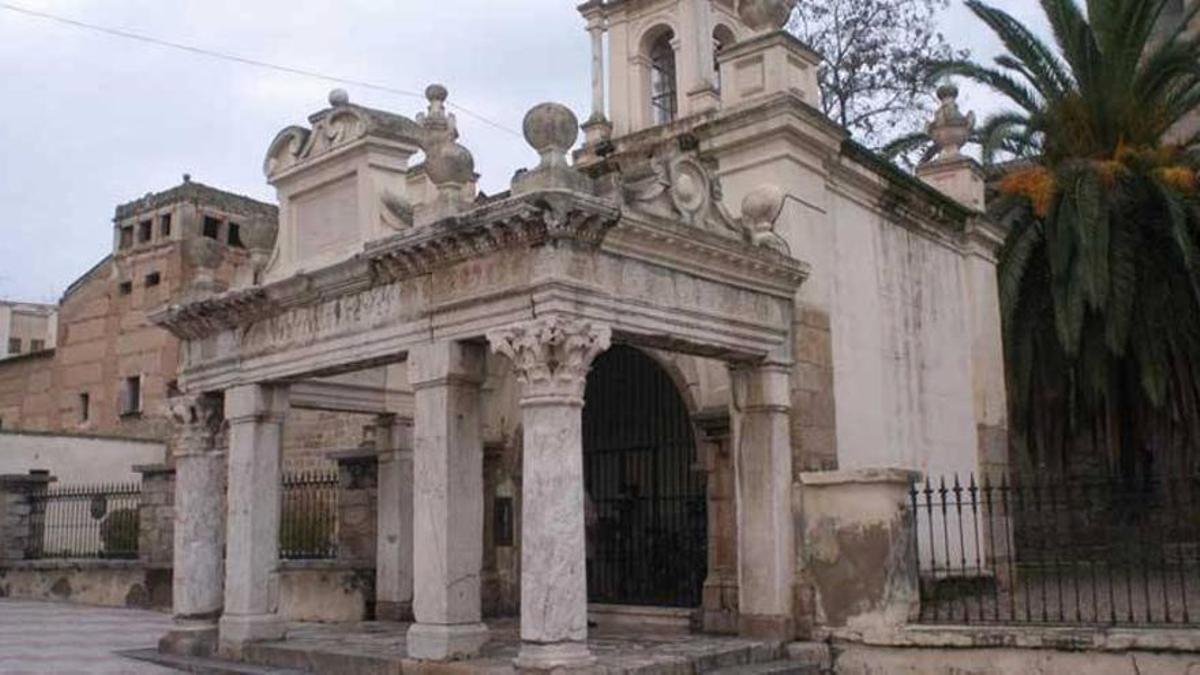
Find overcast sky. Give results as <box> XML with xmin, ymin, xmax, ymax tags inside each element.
<box><xmin>0</xmin><ymin>0</ymin><xmax>1047</xmax><ymax>303</ymax></box>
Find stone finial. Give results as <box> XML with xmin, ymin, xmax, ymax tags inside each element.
<box><xmin>182</xmin><ymin>236</ymin><xmax>225</xmax><ymax>297</ymax></box>
<box><xmin>741</xmin><ymin>185</ymin><xmax>790</xmax><ymax>254</ymax></box>
<box><xmin>240</xmin><ymin>216</ymin><xmax>279</xmax><ymax>284</ymax></box>
<box><xmin>418</xmin><ymin>83</ymin><xmax>457</xmax><ymax>141</ymax></box>
<box><xmin>183</xmin><ymin>173</ymin><xmax>192</xmax><ymax>183</ymax></box>
<box><xmin>417</xmin><ymin>84</ymin><xmax>474</xmax><ymax>217</ymax></box>
<box><xmin>425</xmin><ymin>142</ymin><xmax>476</xmax><ymax>191</ymax></box>
<box><xmin>524</xmin><ymin>103</ymin><xmax>579</xmax><ymax>170</ymax></box>
<box><xmin>738</xmin><ymin>0</ymin><xmax>796</xmax><ymax>34</ymax></box>
<box><xmin>329</xmin><ymin>88</ymin><xmax>350</xmax><ymax>107</ymax></box>
<box><xmin>927</xmin><ymin>83</ymin><xmax>975</xmax><ymax>160</ymax></box>
<box><xmin>512</xmin><ymin>102</ymin><xmax>593</xmax><ymax>195</ymax></box>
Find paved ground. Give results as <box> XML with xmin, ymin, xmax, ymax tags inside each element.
<box><xmin>0</xmin><ymin>600</ymin><xmax>178</xmax><ymax>674</ymax></box>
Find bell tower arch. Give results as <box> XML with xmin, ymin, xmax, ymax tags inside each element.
<box><xmin>580</xmin><ymin>0</ymin><xmax>761</xmax><ymax>139</ymax></box>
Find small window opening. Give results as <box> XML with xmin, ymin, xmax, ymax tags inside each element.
<box><xmin>203</xmin><ymin>216</ymin><xmax>222</xmax><ymax>240</ymax></box>
<box><xmin>79</xmin><ymin>393</ymin><xmax>90</xmax><ymax>422</ymax></box>
<box><xmin>160</xmin><ymin>214</ymin><xmax>172</xmax><ymax>238</ymax></box>
<box><xmin>713</xmin><ymin>26</ymin><xmax>736</xmax><ymax>94</ymax></box>
<box><xmin>228</xmin><ymin>222</ymin><xmax>244</xmax><ymax>249</ymax></box>
<box><xmin>7</xmin><ymin>338</ymin><xmax>21</xmax><ymax>355</ymax></box>
<box><xmin>120</xmin><ymin>376</ymin><xmax>142</xmax><ymax>416</ymax></box>
<box><xmin>145</xmin><ymin>272</ymin><xmax>161</xmax><ymax>288</ymax></box>
<box><xmin>138</xmin><ymin>220</ymin><xmax>153</xmax><ymax>243</ymax></box>
<box><xmin>119</xmin><ymin>226</ymin><xmax>134</xmax><ymax>250</ymax></box>
<box><xmin>118</xmin><ymin>281</ymin><xmax>133</xmax><ymax>296</ymax></box>
<box><xmin>30</xmin><ymin>339</ymin><xmax>45</xmax><ymax>352</ymax></box>
<box><xmin>649</xmin><ymin>31</ymin><xmax>678</xmax><ymax>125</ymax></box>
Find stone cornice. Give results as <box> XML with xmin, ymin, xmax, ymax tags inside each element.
<box><xmin>152</xmin><ymin>190</ymin><xmax>621</xmax><ymax>341</ymax></box>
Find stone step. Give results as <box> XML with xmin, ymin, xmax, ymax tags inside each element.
<box><xmin>704</xmin><ymin>659</ymin><xmax>820</xmax><ymax>675</ymax></box>
<box><xmin>118</xmin><ymin>648</ymin><xmax>309</xmax><ymax>675</ymax></box>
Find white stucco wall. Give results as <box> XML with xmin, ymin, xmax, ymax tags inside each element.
<box><xmin>0</xmin><ymin>430</ymin><xmax>165</xmax><ymax>484</ymax></box>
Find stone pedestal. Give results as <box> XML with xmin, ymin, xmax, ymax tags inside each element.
<box><xmin>916</xmin><ymin>156</ymin><xmax>986</xmax><ymax>212</ymax></box>
<box><xmin>219</xmin><ymin>384</ymin><xmax>289</xmax><ymax>657</ymax></box>
<box><xmin>406</xmin><ymin>342</ymin><xmax>488</xmax><ymax>660</ymax></box>
<box><xmin>0</xmin><ymin>471</ymin><xmax>54</xmax><ymax>563</ymax></box>
<box><xmin>731</xmin><ymin>360</ymin><xmax>796</xmax><ymax>640</ymax></box>
<box><xmin>375</xmin><ymin>417</ymin><xmax>414</xmax><ymax>622</ymax></box>
<box><xmin>160</xmin><ymin>394</ymin><xmax>224</xmax><ymax>658</ymax></box>
<box><xmin>488</xmin><ymin>317</ymin><xmax>611</xmax><ymax>671</ymax></box>
<box><xmin>332</xmin><ymin>450</ymin><xmax>378</xmax><ymax>567</ymax></box>
<box><xmin>717</xmin><ymin>31</ymin><xmax>822</xmax><ymax>109</ymax></box>
<box><xmin>799</xmin><ymin>468</ymin><xmax>921</xmax><ymax>634</ymax></box>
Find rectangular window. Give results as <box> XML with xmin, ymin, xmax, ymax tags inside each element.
<box><xmin>79</xmin><ymin>393</ymin><xmax>90</xmax><ymax>422</ymax></box>
<box><xmin>203</xmin><ymin>216</ymin><xmax>222</xmax><ymax>240</ymax></box>
<box><xmin>160</xmin><ymin>213</ymin><xmax>172</xmax><ymax>238</ymax></box>
<box><xmin>145</xmin><ymin>272</ymin><xmax>161</xmax><ymax>288</ymax></box>
<box><xmin>119</xmin><ymin>226</ymin><xmax>134</xmax><ymax>250</ymax></box>
<box><xmin>227</xmin><ymin>222</ymin><xmax>244</xmax><ymax>248</ymax></box>
<box><xmin>120</xmin><ymin>376</ymin><xmax>142</xmax><ymax>416</ymax></box>
<box><xmin>118</xmin><ymin>280</ymin><xmax>133</xmax><ymax>296</ymax></box>
<box><xmin>30</xmin><ymin>339</ymin><xmax>45</xmax><ymax>352</ymax></box>
<box><xmin>138</xmin><ymin>220</ymin><xmax>153</xmax><ymax>243</ymax></box>
<box><xmin>7</xmin><ymin>338</ymin><xmax>20</xmax><ymax>355</ymax></box>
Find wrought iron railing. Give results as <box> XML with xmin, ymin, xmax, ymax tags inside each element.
<box><xmin>911</xmin><ymin>473</ymin><xmax>1200</xmax><ymax>626</ymax></box>
<box><xmin>27</xmin><ymin>482</ymin><xmax>141</xmax><ymax>560</ymax></box>
<box><xmin>280</xmin><ymin>469</ymin><xmax>338</xmax><ymax>560</ymax></box>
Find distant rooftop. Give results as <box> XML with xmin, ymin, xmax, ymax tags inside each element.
<box><xmin>114</xmin><ymin>175</ymin><xmax>278</xmax><ymax>221</ymax></box>
<box><xmin>0</xmin><ymin>300</ymin><xmax>56</xmax><ymax>313</ymax></box>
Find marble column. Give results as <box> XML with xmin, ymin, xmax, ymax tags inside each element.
<box><xmin>375</xmin><ymin>415</ymin><xmax>415</xmax><ymax>622</ymax></box>
<box><xmin>159</xmin><ymin>393</ymin><xmax>225</xmax><ymax>658</ymax></box>
<box><xmin>487</xmin><ymin>316</ymin><xmax>611</xmax><ymax>671</ymax></box>
<box><xmin>730</xmin><ymin>358</ymin><xmax>796</xmax><ymax>640</ymax></box>
<box><xmin>219</xmin><ymin>383</ymin><xmax>288</xmax><ymax>657</ymax></box>
<box><xmin>582</xmin><ymin>11</ymin><xmax>613</xmax><ymax>146</ymax></box>
<box><xmin>406</xmin><ymin>342</ymin><xmax>488</xmax><ymax>660</ymax></box>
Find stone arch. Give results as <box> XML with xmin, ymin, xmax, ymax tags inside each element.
<box><xmin>712</xmin><ymin>23</ymin><xmax>737</xmax><ymax>94</ymax></box>
<box><xmin>639</xmin><ymin>23</ymin><xmax>679</xmax><ymax>126</ymax></box>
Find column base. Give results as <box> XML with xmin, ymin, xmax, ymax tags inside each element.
<box><xmin>218</xmin><ymin>613</ymin><xmax>286</xmax><ymax>658</ymax></box>
<box><xmin>406</xmin><ymin>622</ymin><xmax>489</xmax><ymax>661</ymax></box>
<box><xmin>738</xmin><ymin>613</ymin><xmax>795</xmax><ymax>640</ymax></box>
<box><xmin>515</xmin><ymin>641</ymin><xmax>596</xmax><ymax>671</ymax></box>
<box><xmin>158</xmin><ymin>621</ymin><xmax>218</xmax><ymax>658</ymax></box>
<box><xmin>376</xmin><ymin>600</ymin><xmax>414</xmax><ymax>622</ymax></box>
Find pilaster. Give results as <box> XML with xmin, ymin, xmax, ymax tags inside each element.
<box><xmin>0</xmin><ymin>470</ymin><xmax>54</xmax><ymax>564</ymax></box>
<box><xmin>730</xmin><ymin>358</ymin><xmax>796</xmax><ymax>640</ymax></box>
<box><xmin>375</xmin><ymin>416</ymin><xmax>415</xmax><ymax>622</ymax></box>
<box><xmin>406</xmin><ymin>341</ymin><xmax>489</xmax><ymax>660</ymax></box>
<box><xmin>219</xmin><ymin>384</ymin><xmax>289</xmax><ymax>657</ymax></box>
<box><xmin>487</xmin><ymin>316</ymin><xmax>611</xmax><ymax>672</ymax></box>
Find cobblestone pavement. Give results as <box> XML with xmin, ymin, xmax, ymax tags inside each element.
<box><xmin>0</xmin><ymin>600</ymin><xmax>178</xmax><ymax>674</ymax></box>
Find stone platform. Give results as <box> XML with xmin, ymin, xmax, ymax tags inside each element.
<box><xmin>225</xmin><ymin>619</ymin><xmax>820</xmax><ymax>674</ymax></box>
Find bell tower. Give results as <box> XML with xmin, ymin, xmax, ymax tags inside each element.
<box><xmin>579</xmin><ymin>0</ymin><xmax>763</xmax><ymax>140</ymax></box>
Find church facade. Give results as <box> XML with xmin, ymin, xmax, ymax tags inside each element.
<box><xmin>152</xmin><ymin>0</ymin><xmax>1006</xmax><ymax>669</ymax></box>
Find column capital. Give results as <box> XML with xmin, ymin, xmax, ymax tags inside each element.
<box><xmin>486</xmin><ymin>317</ymin><xmax>611</xmax><ymax>403</ymax></box>
<box><xmin>171</xmin><ymin>393</ymin><xmax>223</xmax><ymax>459</ymax></box>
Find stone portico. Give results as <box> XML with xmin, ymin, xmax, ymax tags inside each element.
<box><xmin>149</xmin><ymin>0</ymin><xmax>1007</xmax><ymax>670</ymax></box>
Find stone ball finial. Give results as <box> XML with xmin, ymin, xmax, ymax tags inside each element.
<box><xmin>936</xmin><ymin>83</ymin><xmax>959</xmax><ymax>102</ymax></box>
<box><xmin>329</xmin><ymin>88</ymin><xmax>350</xmax><ymax>107</ymax></box>
<box><xmin>742</xmin><ymin>185</ymin><xmax>785</xmax><ymax>228</ymax></box>
<box><xmin>182</xmin><ymin>173</ymin><xmax>191</xmax><ymax>183</ymax></box>
<box><xmin>426</xmin><ymin>84</ymin><xmax>449</xmax><ymax>105</ymax></box>
<box><xmin>523</xmin><ymin>102</ymin><xmax>579</xmax><ymax>168</ymax></box>
<box><xmin>928</xmin><ymin>82</ymin><xmax>975</xmax><ymax>160</ymax></box>
<box><xmin>738</xmin><ymin>0</ymin><xmax>795</xmax><ymax>33</ymax></box>
<box><xmin>426</xmin><ymin>141</ymin><xmax>475</xmax><ymax>187</ymax></box>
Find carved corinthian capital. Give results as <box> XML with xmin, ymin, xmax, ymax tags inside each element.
<box><xmin>170</xmin><ymin>393</ymin><xmax>223</xmax><ymax>458</ymax></box>
<box><xmin>487</xmin><ymin>317</ymin><xmax>612</xmax><ymax>402</ymax></box>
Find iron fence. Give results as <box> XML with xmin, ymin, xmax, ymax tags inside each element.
<box><xmin>27</xmin><ymin>482</ymin><xmax>141</xmax><ymax>560</ymax></box>
<box><xmin>912</xmin><ymin>473</ymin><xmax>1200</xmax><ymax>626</ymax></box>
<box><xmin>280</xmin><ymin>469</ymin><xmax>338</xmax><ymax>560</ymax></box>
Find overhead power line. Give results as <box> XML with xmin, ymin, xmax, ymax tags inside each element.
<box><xmin>0</xmin><ymin>2</ymin><xmax>523</xmax><ymax>138</ymax></box>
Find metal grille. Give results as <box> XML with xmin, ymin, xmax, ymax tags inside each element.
<box><xmin>912</xmin><ymin>473</ymin><xmax>1200</xmax><ymax>626</ymax></box>
<box><xmin>27</xmin><ymin>482</ymin><xmax>141</xmax><ymax>560</ymax></box>
<box><xmin>280</xmin><ymin>468</ymin><xmax>338</xmax><ymax>560</ymax></box>
<box><xmin>583</xmin><ymin>345</ymin><xmax>707</xmax><ymax>608</ymax></box>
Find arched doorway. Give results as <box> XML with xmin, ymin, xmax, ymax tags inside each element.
<box><xmin>583</xmin><ymin>345</ymin><xmax>707</xmax><ymax>608</ymax></box>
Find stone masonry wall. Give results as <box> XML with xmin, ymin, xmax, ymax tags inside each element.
<box><xmin>791</xmin><ymin>304</ymin><xmax>837</xmax><ymax>473</ymax></box>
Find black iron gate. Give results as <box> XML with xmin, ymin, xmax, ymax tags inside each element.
<box><xmin>582</xmin><ymin>345</ymin><xmax>707</xmax><ymax>608</ymax></box>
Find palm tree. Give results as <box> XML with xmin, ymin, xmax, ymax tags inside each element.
<box><xmin>911</xmin><ymin>0</ymin><xmax>1200</xmax><ymax>476</ymax></box>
